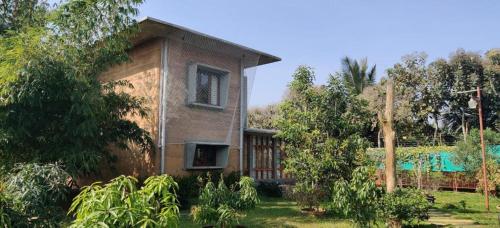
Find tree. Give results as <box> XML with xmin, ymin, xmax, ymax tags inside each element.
<box><xmin>340</xmin><ymin>57</ymin><xmax>376</xmax><ymax>95</ymax></box>
<box><xmin>0</xmin><ymin>0</ymin><xmax>153</xmax><ymax>176</ymax></box>
<box><xmin>453</xmin><ymin>128</ymin><xmax>500</xmax><ymax>175</ymax></box>
<box><xmin>446</xmin><ymin>49</ymin><xmax>484</xmax><ymax>139</ymax></box>
<box><xmin>275</xmin><ymin>66</ymin><xmax>370</xmax><ymax>209</ymax></box>
<box><xmin>247</xmin><ymin>104</ymin><xmax>279</xmax><ymax>129</ymax></box>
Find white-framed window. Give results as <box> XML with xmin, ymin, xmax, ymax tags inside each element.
<box><xmin>187</xmin><ymin>63</ymin><xmax>229</xmax><ymax>109</ymax></box>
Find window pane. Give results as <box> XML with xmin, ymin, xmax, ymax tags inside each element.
<box><xmin>196</xmin><ymin>71</ymin><xmax>210</xmax><ymax>104</ymax></box>
<box><xmin>210</xmin><ymin>75</ymin><xmax>219</xmax><ymax>105</ymax></box>
<box><xmin>193</xmin><ymin>145</ymin><xmax>217</xmax><ymax>167</ymax></box>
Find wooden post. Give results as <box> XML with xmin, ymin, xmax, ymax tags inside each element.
<box><xmin>380</xmin><ymin>80</ymin><xmax>400</xmax><ymax>228</ymax></box>
<box><xmin>382</xmin><ymin>80</ymin><xmax>397</xmax><ymax>193</ymax></box>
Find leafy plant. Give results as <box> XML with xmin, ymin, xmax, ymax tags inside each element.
<box><xmin>68</xmin><ymin>174</ymin><xmax>180</xmax><ymax>227</ymax></box>
<box><xmin>191</xmin><ymin>174</ymin><xmax>258</xmax><ymax>227</ymax></box>
<box><xmin>378</xmin><ymin>188</ymin><xmax>432</xmax><ymax>225</ymax></box>
<box><xmin>236</xmin><ymin>176</ymin><xmax>259</xmax><ymax>210</ymax></box>
<box><xmin>2</xmin><ymin>163</ymin><xmax>70</xmax><ymax>226</ymax></box>
<box><xmin>330</xmin><ymin>166</ymin><xmax>380</xmax><ymax>227</ymax></box>
<box><xmin>292</xmin><ymin>183</ymin><xmax>324</xmax><ymax>210</ymax></box>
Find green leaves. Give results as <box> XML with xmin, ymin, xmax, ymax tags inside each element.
<box><xmin>330</xmin><ymin>167</ymin><xmax>380</xmax><ymax>227</ymax></box>
<box><xmin>276</xmin><ymin>66</ymin><xmax>370</xmax><ymax>198</ymax></box>
<box><xmin>2</xmin><ymin>163</ymin><xmax>71</xmax><ymax>226</ymax></box>
<box><xmin>69</xmin><ymin>174</ymin><xmax>180</xmax><ymax>228</ymax></box>
<box><xmin>191</xmin><ymin>174</ymin><xmax>258</xmax><ymax>226</ymax></box>
<box><xmin>378</xmin><ymin>188</ymin><xmax>431</xmax><ymax>224</ymax></box>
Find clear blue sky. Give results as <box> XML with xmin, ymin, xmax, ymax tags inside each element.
<box><xmin>137</xmin><ymin>0</ymin><xmax>500</xmax><ymax>107</ymax></box>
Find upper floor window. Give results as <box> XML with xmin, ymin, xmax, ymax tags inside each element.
<box><xmin>187</xmin><ymin>63</ymin><xmax>230</xmax><ymax>109</ymax></box>
<box><xmin>196</xmin><ymin>68</ymin><xmax>221</xmax><ymax>106</ymax></box>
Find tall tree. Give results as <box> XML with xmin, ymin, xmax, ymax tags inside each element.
<box><xmin>0</xmin><ymin>0</ymin><xmax>152</xmax><ymax>176</ymax></box>
<box><xmin>276</xmin><ymin>66</ymin><xmax>370</xmax><ymax>208</ymax></box>
<box><xmin>340</xmin><ymin>57</ymin><xmax>376</xmax><ymax>95</ymax></box>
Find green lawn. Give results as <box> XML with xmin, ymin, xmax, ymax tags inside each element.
<box><xmin>179</xmin><ymin>191</ymin><xmax>500</xmax><ymax>227</ymax></box>
<box><xmin>432</xmin><ymin>191</ymin><xmax>500</xmax><ymax>226</ymax></box>
<box><xmin>179</xmin><ymin>197</ymin><xmax>354</xmax><ymax>228</ymax></box>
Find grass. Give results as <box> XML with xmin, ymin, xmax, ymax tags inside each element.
<box><xmin>179</xmin><ymin>197</ymin><xmax>354</xmax><ymax>228</ymax></box>
<box><xmin>179</xmin><ymin>191</ymin><xmax>500</xmax><ymax>227</ymax></box>
<box><xmin>431</xmin><ymin>190</ymin><xmax>500</xmax><ymax>226</ymax></box>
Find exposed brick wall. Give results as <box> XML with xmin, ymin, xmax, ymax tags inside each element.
<box><xmin>81</xmin><ymin>38</ymin><xmax>162</xmax><ymax>184</ymax></box>
<box><xmin>163</xmin><ymin>38</ymin><xmax>241</xmax><ymax>175</ymax></box>
<box><xmin>81</xmin><ymin>37</ymin><xmax>243</xmax><ymax>183</ymax></box>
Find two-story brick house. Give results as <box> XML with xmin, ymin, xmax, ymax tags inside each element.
<box><xmin>98</xmin><ymin>17</ymin><xmax>280</xmax><ymax>180</ymax></box>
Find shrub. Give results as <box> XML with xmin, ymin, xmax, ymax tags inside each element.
<box><xmin>69</xmin><ymin>175</ymin><xmax>180</xmax><ymax>227</ymax></box>
<box><xmin>191</xmin><ymin>175</ymin><xmax>258</xmax><ymax>227</ymax></box>
<box><xmin>292</xmin><ymin>183</ymin><xmax>324</xmax><ymax>210</ymax></box>
<box><xmin>175</xmin><ymin>171</ymin><xmax>242</xmax><ymax>210</ymax></box>
<box><xmin>330</xmin><ymin>166</ymin><xmax>380</xmax><ymax>227</ymax></box>
<box><xmin>257</xmin><ymin>181</ymin><xmax>282</xmax><ymax>198</ymax></box>
<box><xmin>2</xmin><ymin>163</ymin><xmax>70</xmax><ymax>226</ymax></box>
<box><xmin>236</xmin><ymin>176</ymin><xmax>259</xmax><ymax>209</ymax></box>
<box><xmin>378</xmin><ymin>188</ymin><xmax>432</xmax><ymax>225</ymax></box>
<box><xmin>174</xmin><ymin>174</ymin><xmax>200</xmax><ymax>209</ymax></box>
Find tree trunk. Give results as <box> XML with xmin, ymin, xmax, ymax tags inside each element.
<box><xmin>380</xmin><ymin>80</ymin><xmax>400</xmax><ymax>228</ymax></box>
<box><xmin>382</xmin><ymin>80</ymin><xmax>396</xmax><ymax>193</ymax></box>
<box><xmin>378</xmin><ymin>128</ymin><xmax>382</xmax><ymax>148</ymax></box>
<box><xmin>432</xmin><ymin>113</ymin><xmax>438</xmax><ymax>146</ymax></box>
<box><xmin>461</xmin><ymin>112</ymin><xmax>466</xmax><ymax>142</ymax></box>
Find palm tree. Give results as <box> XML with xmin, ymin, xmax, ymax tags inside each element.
<box><xmin>340</xmin><ymin>57</ymin><xmax>376</xmax><ymax>94</ymax></box>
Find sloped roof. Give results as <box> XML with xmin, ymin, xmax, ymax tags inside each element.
<box><xmin>133</xmin><ymin>17</ymin><xmax>281</xmax><ymax>68</ymax></box>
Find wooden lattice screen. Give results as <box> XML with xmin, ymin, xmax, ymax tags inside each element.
<box><xmin>243</xmin><ymin>129</ymin><xmax>290</xmax><ymax>180</ymax></box>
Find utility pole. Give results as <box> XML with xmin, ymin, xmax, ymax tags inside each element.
<box><xmin>457</xmin><ymin>86</ymin><xmax>489</xmax><ymax>211</ymax></box>
<box><xmin>476</xmin><ymin>86</ymin><xmax>489</xmax><ymax>211</ymax></box>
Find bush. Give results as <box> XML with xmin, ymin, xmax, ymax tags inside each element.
<box><xmin>2</xmin><ymin>163</ymin><xmax>70</xmax><ymax>226</ymax></box>
<box><xmin>257</xmin><ymin>181</ymin><xmax>282</xmax><ymax>198</ymax></box>
<box><xmin>191</xmin><ymin>175</ymin><xmax>258</xmax><ymax>227</ymax></box>
<box><xmin>69</xmin><ymin>175</ymin><xmax>180</xmax><ymax>227</ymax></box>
<box><xmin>175</xmin><ymin>174</ymin><xmax>200</xmax><ymax>209</ymax></box>
<box><xmin>292</xmin><ymin>183</ymin><xmax>325</xmax><ymax>210</ymax></box>
<box><xmin>175</xmin><ymin>171</ymin><xmax>242</xmax><ymax>210</ymax></box>
<box><xmin>330</xmin><ymin>167</ymin><xmax>380</xmax><ymax>227</ymax></box>
<box><xmin>378</xmin><ymin>188</ymin><xmax>432</xmax><ymax>225</ymax></box>
<box><xmin>236</xmin><ymin>176</ymin><xmax>259</xmax><ymax>209</ymax></box>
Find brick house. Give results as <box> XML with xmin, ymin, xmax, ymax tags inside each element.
<box><xmin>98</xmin><ymin>17</ymin><xmax>280</xmax><ymax>180</ymax></box>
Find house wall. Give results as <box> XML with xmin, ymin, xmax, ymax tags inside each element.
<box><xmin>89</xmin><ymin>38</ymin><xmax>163</xmax><ymax>183</ymax></box>
<box><xmin>83</xmin><ymin>37</ymin><xmax>243</xmax><ymax>184</ymax></box>
<box><xmin>163</xmin><ymin>38</ymin><xmax>242</xmax><ymax>176</ymax></box>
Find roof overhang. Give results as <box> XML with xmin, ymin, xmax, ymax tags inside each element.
<box><xmin>132</xmin><ymin>17</ymin><xmax>281</xmax><ymax>68</ymax></box>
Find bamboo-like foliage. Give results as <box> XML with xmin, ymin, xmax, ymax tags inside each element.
<box><xmin>68</xmin><ymin>175</ymin><xmax>180</xmax><ymax>227</ymax></box>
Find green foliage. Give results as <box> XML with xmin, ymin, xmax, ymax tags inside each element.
<box><xmin>378</xmin><ymin>188</ymin><xmax>431</xmax><ymax>225</ymax></box>
<box><xmin>248</xmin><ymin>104</ymin><xmax>279</xmax><ymax>129</ymax></box>
<box><xmin>2</xmin><ymin>163</ymin><xmax>70</xmax><ymax>226</ymax></box>
<box><xmin>174</xmin><ymin>171</ymin><xmax>241</xmax><ymax>210</ymax></box>
<box><xmin>0</xmin><ymin>0</ymin><xmax>153</xmax><ymax>176</ymax></box>
<box><xmin>191</xmin><ymin>175</ymin><xmax>258</xmax><ymax>226</ymax></box>
<box><xmin>330</xmin><ymin>167</ymin><xmax>380</xmax><ymax>227</ymax></box>
<box><xmin>340</xmin><ymin>57</ymin><xmax>376</xmax><ymax>95</ymax></box>
<box><xmin>69</xmin><ymin>174</ymin><xmax>180</xmax><ymax>227</ymax></box>
<box><xmin>275</xmin><ymin>66</ymin><xmax>370</xmax><ymax>201</ymax></box>
<box><xmin>292</xmin><ymin>183</ymin><xmax>324</xmax><ymax>210</ymax></box>
<box><xmin>236</xmin><ymin>176</ymin><xmax>259</xmax><ymax>209</ymax></box>
<box><xmin>453</xmin><ymin>128</ymin><xmax>500</xmax><ymax>175</ymax></box>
